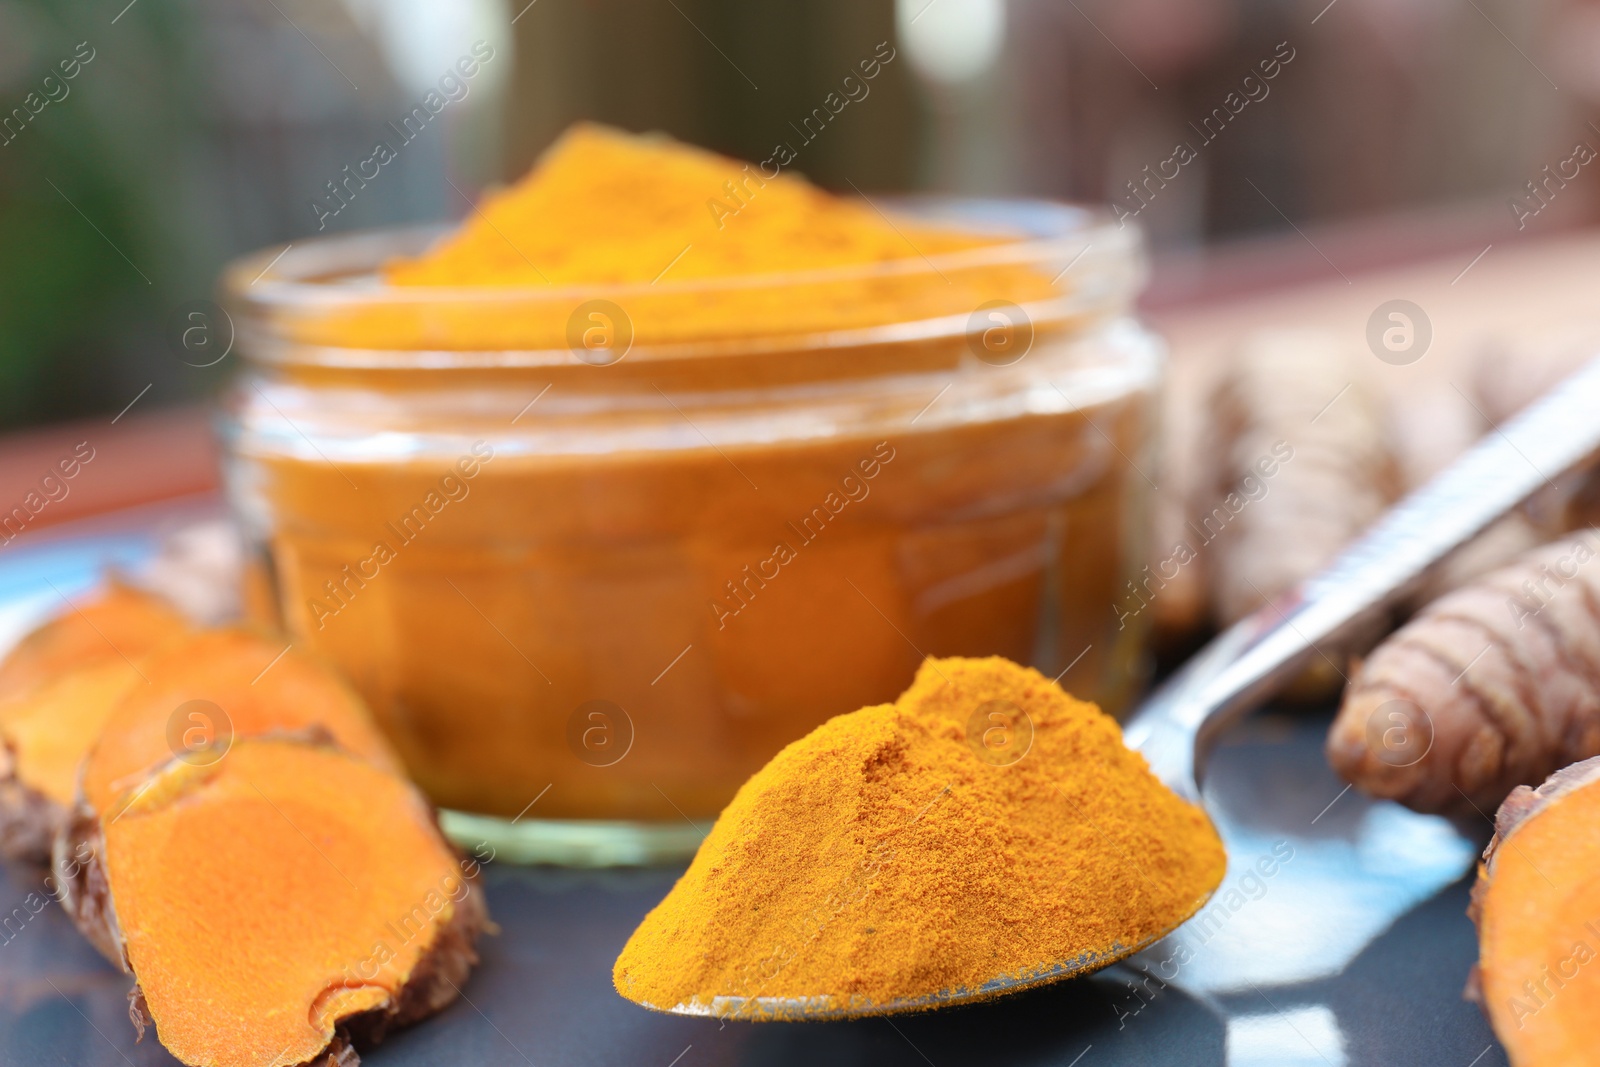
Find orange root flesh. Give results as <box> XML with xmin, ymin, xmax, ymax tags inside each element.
<box><xmin>0</xmin><ymin>583</ymin><xmax>188</xmax><ymax>699</ymax></box>
<box><xmin>80</xmin><ymin>629</ymin><xmax>399</xmax><ymax>816</ymax></box>
<box><xmin>0</xmin><ymin>585</ymin><xmax>189</xmax><ymax>859</ymax></box>
<box><xmin>0</xmin><ymin>660</ymin><xmax>145</xmax><ymax>806</ymax></box>
<box><xmin>101</xmin><ymin>739</ymin><xmax>482</xmax><ymax>1067</ymax></box>
<box><xmin>1474</xmin><ymin>757</ymin><xmax>1600</xmax><ymax>1066</ymax></box>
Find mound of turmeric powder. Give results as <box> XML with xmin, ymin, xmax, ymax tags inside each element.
<box><xmin>387</xmin><ymin>123</ymin><xmax>1000</xmax><ymax>287</ymax></box>
<box><xmin>613</xmin><ymin>656</ymin><xmax>1224</xmax><ymax>1018</ymax></box>
<box><xmin>329</xmin><ymin>123</ymin><xmax>1057</xmax><ymax>350</ymax></box>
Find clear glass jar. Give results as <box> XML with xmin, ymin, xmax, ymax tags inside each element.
<box><xmin>220</xmin><ymin>199</ymin><xmax>1161</xmax><ymax>864</ymax></box>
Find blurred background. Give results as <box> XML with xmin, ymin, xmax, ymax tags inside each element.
<box><xmin>2</xmin><ymin>0</ymin><xmax>1599</xmax><ymax>430</ymax></box>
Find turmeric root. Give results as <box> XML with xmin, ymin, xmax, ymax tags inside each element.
<box><xmin>1327</xmin><ymin>532</ymin><xmax>1600</xmax><ymax>815</ymax></box>
<box><xmin>1467</xmin><ymin>755</ymin><xmax>1600</xmax><ymax>1066</ymax></box>
<box><xmin>0</xmin><ymin>584</ymin><xmax>189</xmax><ymax>860</ymax></box>
<box><xmin>1469</xmin><ymin>331</ymin><xmax>1600</xmax><ymax>543</ymax></box>
<box><xmin>131</xmin><ymin>518</ymin><xmax>248</xmax><ymax>626</ymax></box>
<box><xmin>1183</xmin><ymin>330</ymin><xmax>1398</xmax><ymax>696</ymax></box>
<box><xmin>0</xmin><ymin>662</ymin><xmax>144</xmax><ymax>860</ymax></box>
<box><xmin>0</xmin><ymin>582</ymin><xmax>188</xmax><ymax>699</ymax></box>
<box><xmin>1470</xmin><ymin>323</ymin><xmax>1600</xmax><ymax>429</ymax></box>
<box><xmin>1386</xmin><ymin>382</ymin><xmax>1552</xmax><ymax>609</ymax></box>
<box><xmin>57</xmin><ymin>736</ymin><xmax>487</xmax><ymax>1067</ymax></box>
<box><xmin>79</xmin><ymin>628</ymin><xmax>399</xmax><ymax>816</ymax></box>
<box><xmin>1200</xmin><ymin>330</ymin><xmax>1399</xmax><ymax>626</ymax></box>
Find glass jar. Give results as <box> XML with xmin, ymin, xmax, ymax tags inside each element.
<box><xmin>220</xmin><ymin>199</ymin><xmax>1161</xmax><ymax>864</ymax></box>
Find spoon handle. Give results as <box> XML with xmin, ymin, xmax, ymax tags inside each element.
<box><xmin>1124</xmin><ymin>354</ymin><xmax>1600</xmax><ymax>801</ymax></box>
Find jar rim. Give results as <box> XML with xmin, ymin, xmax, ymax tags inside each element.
<box><xmin>228</xmin><ymin>198</ymin><xmax>1131</xmax><ymax>300</ymax></box>
<box><xmin>221</xmin><ymin>197</ymin><xmax>1144</xmax><ymax>364</ymax></box>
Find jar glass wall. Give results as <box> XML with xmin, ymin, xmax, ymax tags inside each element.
<box><xmin>220</xmin><ymin>200</ymin><xmax>1161</xmax><ymax>858</ymax></box>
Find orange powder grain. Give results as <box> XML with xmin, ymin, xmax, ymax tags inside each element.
<box><xmin>345</xmin><ymin>124</ymin><xmax>1058</xmax><ymax>350</ymax></box>
<box><xmin>384</xmin><ymin>123</ymin><xmax>997</xmax><ymax>288</ymax></box>
<box><xmin>613</xmin><ymin>656</ymin><xmax>1225</xmax><ymax>1018</ymax></box>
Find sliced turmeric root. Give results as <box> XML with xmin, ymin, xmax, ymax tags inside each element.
<box><xmin>79</xmin><ymin>628</ymin><xmax>399</xmax><ymax>816</ymax></box>
<box><xmin>1469</xmin><ymin>756</ymin><xmax>1600</xmax><ymax>1066</ymax></box>
<box><xmin>58</xmin><ymin>736</ymin><xmax>487</xmax><ymax>1067</ymax></box>
<box><xmin>0</xmin><ymin>582</ymin><xmax>189</xmax><ymax>699</ymax></box>
<box><xmin>0</xmin><ymin>660</ymin><xmax>145</xmax><ymax>859</ymax></box>
<box><xmin>0</xmin><ymin>584</ymin><xmax>189</xmax><ymax>860</ymax></box>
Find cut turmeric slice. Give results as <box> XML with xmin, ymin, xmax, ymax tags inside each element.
<box><xmin>0</xmin><ymin>582</ymin><xmax>189</xmax><ymax>699</ymax></box>
<box><xmin>1469</xmin><ymin>755</ymin><xmax>1600</xmax><ymax>1066</ymax></box>
<box><xmin>58</xmin><ymin>736</ymin><xmax>487</xmax><ymax>1067</ymax></box>
<box><xmin>0</xmin><ymin>660</ymin><xmax>145</xmax><ymax>859</ymax></box>
<box><xmin>79</xmin><ymin>628</ymin><xmax>399</xmax><ymax>816</ymax></box>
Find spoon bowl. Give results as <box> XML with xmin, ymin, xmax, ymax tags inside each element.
<box><xmin>655</xmin><ymin>933</ymin><xmax>1187</xmax><ymax>1020</ymax></box>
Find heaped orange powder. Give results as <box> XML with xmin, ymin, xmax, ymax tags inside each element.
<box><xmin>384</xmin><ymin>123</ymin><xmax>998</xmax><ymax>288</ymax></box>
<box><xmin>339</xmin><ymin>123</ymin><xmax>1058</xmax><ymax>351</ymax></box>
<box><xmin>613</xmin><ymin>657</ymin><xmax>1225</xmax><ymax>1018</ymax></box>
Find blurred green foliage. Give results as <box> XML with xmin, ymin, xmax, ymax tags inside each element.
<box><xmin>0</xmin><ymin>0</ymin><xmax>215</xmax><ymax>429</ymax></box>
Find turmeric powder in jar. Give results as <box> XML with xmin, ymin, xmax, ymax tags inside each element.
<box><xmin>222</xmin><ymin>125</ymin><xmax>1161</xmax><ymax>852</ymax></box>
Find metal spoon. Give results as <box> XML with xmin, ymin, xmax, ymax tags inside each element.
<box><xmin>669</xmin><ymin>354</ymin><xmax>1600</xmax><ymax>1020</ymax></box>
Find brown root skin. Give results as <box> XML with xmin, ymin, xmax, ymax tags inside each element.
<box><xmin>1477</xmin><ymin>754</ymin><xmax>1600</xmax><ymax>884</ymax></box>
<box><xmin>1191</xmin><ymin>332</ymin><xmax>1398</xmax><ymax>699</ymax></box>
<box><xmin>128</xmin><ymin>985</ymin><xmax>150</xmax><ymax>1041</ymax></box>
<box><xmin>340</xmin><ymin>873</ymin><xmax>488</xmax><ymax>1049</ymax></box>
<box><xmin>1328</xmin><ymin>533</ymin><xmax>1600</xmax><ymax>815</ymax></box>
<box><xmin>318</xmin><ymin>1040</ymin><xmax>361</xmax><ymax>1067</ymax></box>
<box><xmin>1411</xmin><ymin>513</ymin><xmax>1546</xmax><ymax>615</ymax></box>
<box><xmin>53</xmin><ymin>805</ymin><xmax>125</xmax><ymax>970</ymax></box>
<box><xmin>0</xmin><ymin>740</ymin><xmax>62</xmax><ymax>864</ymax></box>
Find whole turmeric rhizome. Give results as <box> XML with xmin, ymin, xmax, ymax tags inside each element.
<box><xmin>614</xmin><ymin>656</ymin><xmax>1226</xmax><ymax>1018</ymax></box>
